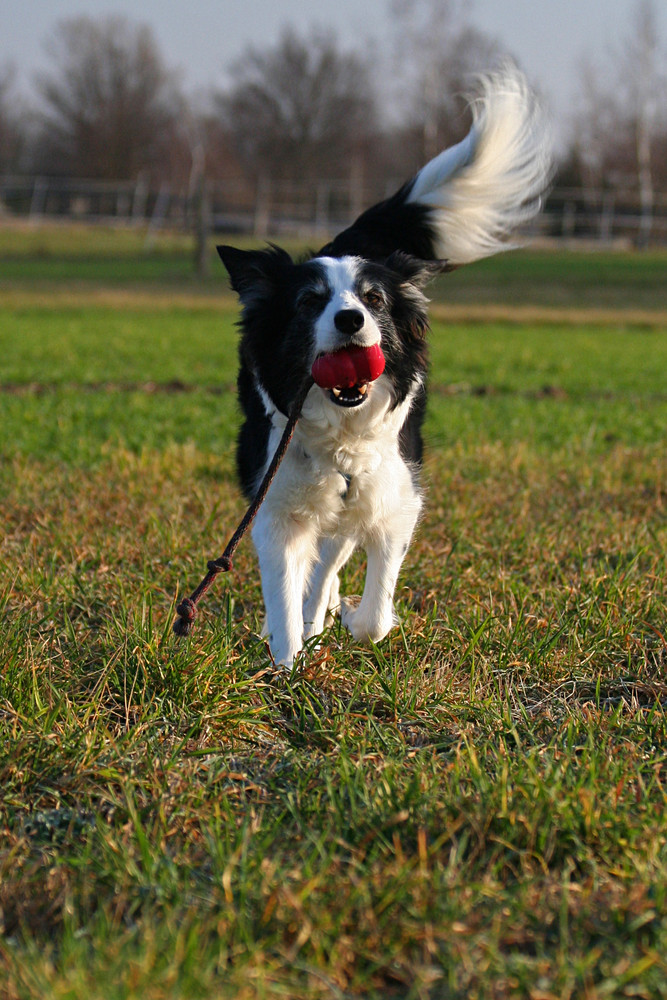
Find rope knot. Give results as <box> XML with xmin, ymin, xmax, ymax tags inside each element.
<box><xmin>208</xmin><ymin>556</ymin><xmax>232</xmax><ymax>573</ymax></box>
<box><xmin>173</xmin><ymin>597</ymin><xmax>197</xmax><ymax>636</ymax></box>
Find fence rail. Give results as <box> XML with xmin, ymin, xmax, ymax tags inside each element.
<box><xmin>2</xmin><ymin>174</ymin><xmax>667</xmax><ymax>247</ymax></box>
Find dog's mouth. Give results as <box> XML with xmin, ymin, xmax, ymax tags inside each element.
<box><xmin>329</xmin><ymin>382</ymin><xmax>371</xmax><ymax>407</ymax></box>
<box><xmin>311</xmin><ymin>343</ymin><xmax>385</xmax><ymax>409</ymax></box>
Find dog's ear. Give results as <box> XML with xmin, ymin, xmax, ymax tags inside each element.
<box><xmin>384</xmin><ymin>251</ymin><xmax>453</xmax><ymax>289</ymax></box>
<box><xmin>217</xmin><ymin>245</ymin><xmax>293</xmax><ymax>306</ymax></box>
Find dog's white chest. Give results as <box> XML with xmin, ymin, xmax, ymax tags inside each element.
<box><xmin>270</xmin><ymin>384</ymin><xmax>413</xmax><ymax>531</ymax></box>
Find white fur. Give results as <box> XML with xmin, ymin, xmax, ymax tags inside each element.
<box><xmin>248</xmin><ymin>255</ymin><xmax>423</xmax><ymax>667</ymax></box>
<box><xmin>312</xmin><ymin>257</ymin><xmax>382</xmax><ymax>354</ymax></box>
<box><xmin>408</xmin><ymin>63</ymin><xmax>553</xmax><ymax>264</ymax></box>
<box><xmin>252</xmin><ymin>358</ymin><xmax>422</xmax><ymax>668</ymax></box>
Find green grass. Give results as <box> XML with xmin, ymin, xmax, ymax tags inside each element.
<box><xmin>0</xmin><ymin>305</ymin><xmax>238</xmax><ymax>385</ymax></box>
<box><xmin>0</xmin><ymin>223</ymin><xmax>306</xmax><ymax>288</ymax></box>
<box><xmin>2</xmin><ymin>305</ymin><xmax>667</xmax><ymax>463</ymax></box>
<box><xmin>2</xmin><ymin>220</ymin><xmax>667</xmax><ymax>309</ymax></box>
<box><xmin>1</xmin><ymin>238</ymin><xmax>667</xmax><ymax>998</ymax></box>
<box><xmin>439</xmin><ymin>246</ymin><xmax>667</xmax><ymax>308</ymax></box>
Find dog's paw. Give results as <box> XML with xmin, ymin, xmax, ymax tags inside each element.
<box><xmin>340</xmin><ymin>596</ymin><xmax>396</xmax><ymax>644</ymax></box>
<box><xmin>261</xmin><ymin>629</ymin><xmax>301</xmax><ymax>671</ymax></box>
<box><xmin>303</xmin><ymin>603</ymin><xmax>340</xmax><ymax>641</ymax></box>
<box><xmin>267</xmin><ymin>640</ymin><xmax>300</xmax><ymax>671</ymax></box>
<box><xmin>322</xmin><ymin>605</ymin><xmax>339</xmax><ymax>629</ymax></box>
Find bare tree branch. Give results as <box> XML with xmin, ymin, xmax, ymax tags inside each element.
<box><xmin>569</xmin><ymin>0</ymin><xmax>667</xmax><ymax>210</ymax></box>
<box><xmin>0</xmin><ymin>64</ymin><xmax>27</xmax><ymax>173</ymax></box>
<box><xmin>389</xmin><ymin>0</ymin><xmax>511</xmax><ymax>165</ymax></box>
<box><xmin>215</xmin><ymin>27</ymin><xmax>377</xmax><ymax>184</ymax></box>
<box><xmin>33</xmin><ymin>16</ymin><xmax>185</xmax><ymax>180</ymax></box>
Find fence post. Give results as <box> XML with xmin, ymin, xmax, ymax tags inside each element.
<box><xmin>254</xmin><ymin>176</ymin><xmax>271</xmax><ymax>237</ymax></box>
<box><xmin>599</xmin><ymin>193</ymin><xmax>615</xmax><ymax>244</ymax></box>
<box><xmin>194</xmin><ymin>174</ymin><xmax>210</xmax><ymax>277</ymax></box>
<box><xmin>349</xmin><ymin>157</ymin><xmax>364</xmax><ymax>223</ymax></box>
<box><xmin>132</xmin><ymin>173</ymin><xmax>148</xmax><ymax>223</ymax></box>
<box><xmin>145</xmin><ymin>183</ymin><xmax>171</xmax><ymax>249</ymax></box>
<box><xmin>29</xmin><ymin>177</ymin><xmax>47</xmax><ymax>221</ymax></box>
<box><xmin>562</xmin><ymin>201</ymin><xmax>576</xmax><ymax>240</ymax></box>
<box><xmin>315</xmin><ymin>182</ymin><xmax>330</xmax><ymax>232</ymax></box>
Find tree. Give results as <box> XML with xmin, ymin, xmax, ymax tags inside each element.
<box><xmin>33</xmin><ymin>16</ymin><xmax>184</xmax><ymax>179</ymax></box>
<box><xmin>389</xmin><ymin>0</ymin><xmax>509</xmax><ymax>168</ymax></box>
<box><xmin>568</xmin><ymin>0</ymin><xmax>667</xmax><ymax>243</ymax></box>
<box><xmin>618</xmin><ymin>0</ymin><xmax>663</xmax><ymax>245</ymax></box>
<box><xmin>215</xmin><ymin>27</ymin><xmax>377</xmax><ymax>184</ymax></box>
<box><xmin>0</xmin><ymin>65</ymin><xmax>26</xmax><ymax>173</ymax></box>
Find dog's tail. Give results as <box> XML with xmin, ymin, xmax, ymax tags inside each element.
<box><xmin>321</xmin><ymin>63</ymin><xmax>553</xmax><ymax>266</ymax></box>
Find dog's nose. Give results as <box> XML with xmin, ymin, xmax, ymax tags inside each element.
<box><xmin>334</xmin><ymin>309</ymin><xmax>364</xmax><ymax>336</ymax></box>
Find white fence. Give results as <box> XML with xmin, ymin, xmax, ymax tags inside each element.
<box><xmin>2</xmin><ymin>174</ymin><xmax>667</xmax><ymax>247</ymax></box>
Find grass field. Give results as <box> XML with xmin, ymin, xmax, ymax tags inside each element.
<box><xmin>1</xmin><ymin>226</ymin><xmax>667</xmax><ymax>998</ymax></box>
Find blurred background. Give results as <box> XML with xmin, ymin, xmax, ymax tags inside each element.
<box><xmin>1</xmin><ymin>0</ymin><xmax>666</xmax><ymax>259</ymax></box>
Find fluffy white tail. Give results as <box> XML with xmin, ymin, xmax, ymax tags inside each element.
<box><xmin>408</xmin><ymin>64</ymin><xmax>553</xmax><ymax>265</ymax></box>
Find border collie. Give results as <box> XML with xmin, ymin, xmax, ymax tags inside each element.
<box><xmin>218</xmin><ymin>65</ymin><xmax>552</xmax><ymax>667</ymax></box>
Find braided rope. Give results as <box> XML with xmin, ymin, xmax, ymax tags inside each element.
<box><xmin>173</xmin><ymin>377</ymin><xmax>314</xmax><ymax>637</ymax></box>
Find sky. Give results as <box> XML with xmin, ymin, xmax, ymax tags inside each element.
<box><xmin>1</xmin><ymin>0</ymin><xmax>665</xmax><ymax>147</ymax></box>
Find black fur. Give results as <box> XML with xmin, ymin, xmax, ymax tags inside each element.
<box><xmin>319</xmin><ymin>180</ymin><xmax>440</xmax><ymax>261</ymax></box>
<box><xmin>218</xmin><ymin>248</ymin><xmax>443</xmax><ymax>500</ymax></box>
<box><xmin>218</xmin><ymin>178</ymin><xmax>448</xmax><ymax>502</ymax></box>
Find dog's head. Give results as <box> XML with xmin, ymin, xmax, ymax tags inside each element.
<box><xmin>218</xmin><ymin>245</ymin><xmax>445</xmax><ymax>417</ymax></box>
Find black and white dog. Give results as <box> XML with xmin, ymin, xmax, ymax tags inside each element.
<box><xmin>218</xmin><ymin>66</ymin><xmax>552</xmax><ymax>667</ymax></box>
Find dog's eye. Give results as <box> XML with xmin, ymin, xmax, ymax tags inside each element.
<box><xmin>299</xmin><ymin>289</ymin><xmax>328</xmax><ymax>311</ymax></box>
<box><xmin>362</xmin><ymin>289</ymin><xmax>384</xmax><ymax>310</ymax></box>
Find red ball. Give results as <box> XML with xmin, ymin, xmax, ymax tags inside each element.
<box><xmin>312</xmin><ymin>343</ymin><xmax>385</xmax><ymax>390</ymax></box>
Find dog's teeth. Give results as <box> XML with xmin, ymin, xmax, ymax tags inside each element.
<box><xmin>329</xmin><ymin>382</ymin><xmax>370</xmax><ymax>403</ymax></box>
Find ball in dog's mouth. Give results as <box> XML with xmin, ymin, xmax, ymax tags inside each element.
<box><xmin>311</xmin><ymin>343</ymin><xmax>385</xmax><ymax>407</ymax></box>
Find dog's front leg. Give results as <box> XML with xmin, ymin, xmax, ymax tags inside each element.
<box><xmin>303</xmin><ymin>535</ymin><xmax>357</xmax><ymax>639</ymax></box>
<box><xmin>252</xmin><ymin>508</ymin><xmax>315</xmax><ymax>668</ymax></box>
<box><xmin>341</xmin><ymin>504</ymin><xmax>420</xmax><ymax>645</ymax></box>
